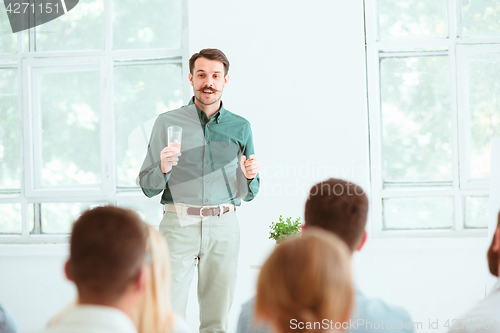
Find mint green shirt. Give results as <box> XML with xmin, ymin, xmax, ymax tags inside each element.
<box><xmin>139</xmin><ymin>98</ymin><xmax>260</xmax><ymax>206</ymax></box>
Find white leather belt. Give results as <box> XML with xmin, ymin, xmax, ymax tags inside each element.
<box><xmin>164</xmin><ymin>203</ymin><xmax>236</xmax><ymax>217</ymax></box>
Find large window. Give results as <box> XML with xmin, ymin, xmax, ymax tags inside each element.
<box><xmin>0</xmin><ymin>0</ymin><xmax>187</xmax><ymax>242</ymax></box>
<box><xmin>365</xmin><ymin>0</ymin><xmax>500</xmax><ymax>237</ymax></box>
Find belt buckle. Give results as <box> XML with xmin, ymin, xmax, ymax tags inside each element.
<box><xmin>200</xmin><ymin>206</ymin><xmax>210</xmax><ymax>218</ymax></box>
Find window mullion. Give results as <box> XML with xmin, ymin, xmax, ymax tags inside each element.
<box><xmin>455</xmin><ymin>193</ymin><xmax>464</xmax><ymax>232</ymax></box>
<box><xmin>101</xmin><ymin>57</ymin><xmax>115</xmax><ymax>197</ymax></box>
<box><xmin>105</xmin><ymin>0</ymin><xmax>112</xmax><ymax>53</ymax></box>
<box><xmin>28</xmin><ymin>1</ymin><xmax>35</xmax><ymax>53</ymax></box>
<box><xmin>455</xmin><ymin>46</ymin><xmax>471</xmax><ymax>192</ymax></box>
<box><xmin>454</xmin><ymin>0</ymin><xmax>462</xmax><ymax>38</ymax></box>
<box><xmin>20</xmin><ymin>199</ymin><xmax>28</xmax><ymax>237</ymax></box>
<box><xmin>17</xmin><ymin>22</ymin><xmax>24</xmax><ymax>55</ymax></box>
<box><xmin>22</xmin><ymin>59</ymin><xmax>35</xmax><ymax>200</ymax></box>
<box><xmin>449</xmin><ymin>38</ymin><xmax>461</xmax><ymax>231</ymax></box>
<box><xmin>448</xmin><ymin>0</ymin><xmax>458</xmax><ymax>40</ymax></box>
<box><xmin>181</xmin><ymin>0</ymin><xmax>190</xmax><ymax>104</ymax></box>
<box><xmin>367</xmin><ymin>46</ymin><xmax>383</xmax><ymax>238</ymax></box>
<box><xmin>32</xmin><ymin>70</ymin><xmax>43</xmax><ymax>190</ymax></box>
<box><xmin>32</xmin><ymin>203</ymin><xmax>41</xmax><ymax>234</ymax></box>
<box><xmin>18</xmin><ymin>40</ymin><xmax>26</xmax><ymax>237</ymax></box>
<box><xmin>363</xmin><ymin>0</ymin><xmax>379</xmax><ymax>45</ymax></box>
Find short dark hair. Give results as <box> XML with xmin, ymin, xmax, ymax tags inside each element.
<box><xmin>305</xmin><ymin>178</ymin><xmax>369</xmax><ymax>252</ymax></box>
<box><xmin>189</xmin><ymin>48</ymin><xmax>230</xmax><ymax>76</ymax></box>
<box><xmin>68</xmin><ymin>206</ymin><xmax>148</xmax><ymax>299</ymax></box>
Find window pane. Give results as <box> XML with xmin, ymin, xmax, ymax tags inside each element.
<box><xmin>36</xmin><ymin>0</ymin><xmax>104</xmax><ymax>51</ymax></box>
<box><xmin>381</xmin><ymin>56</ymin><xmax>452</xmax><ymax>183</ymax></box>
<box><xmin>113</xmin><ymin>0</ymin><xmax>181</xmax><ymax>50</ymax></box>
<box><xmin>0</xmin><ymin>68</ymin><xmax>20</xmax><ymax>189</ymax></box>
<box><xmin>383</xmin><ymin>197</ymin><xmax>454</xmax><ymax>230</ymax></box>
<box><xmin>41</xmin><ymin>202</ymin><xmax>106</xmax><ymax>234</ymax></box>
<box><xmin>114</xmin><ymin>64</ymin><xmax>183</xmax><ymax>187</ymax></box>
<box><xmin>468</xmin><ymin>59</ymin><xmax>500</xmax><ymax>180</ymax></box>
<box><xmin>378</xmin><ymin>0</ymin><xmax>448</xmax><ymax>40</ymax></box>
<box><xmin>0</xmin><ymin>203</ymin><xmax>22</xmax><ymax>234</ymax></box>
<box><xmin>38</xmin><ymin>69</ymin><xmax>101</xmax><ymax>187</ymax></box>
<box><xmin>462</xmin><ymin>0</ymin><xmax>500</xmax><ymax>37</ymax></box>
<box><xmin>117</xmin><ymin>201</ymin><xmax>163</xmax><ymax>228</ymax></box>
<box><xmin>0</xmin><ymin>2</ymin><xmax>17</xmax><ymax>53</ymax></box>
<box><xmin>464</xmin><ymin>196</ymin><xmax>489</xmax><ymax>228</ymax></box>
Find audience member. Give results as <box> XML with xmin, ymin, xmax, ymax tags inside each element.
<box><xmin>255</xmin><ymin>229</ymin><xmax>354</xmax><ymax>333</ymax></box>
<box><xmin>448</xmin><ymin>211</ymin><xmax>500</xmax><ymax>333</ymax></box>
<box><xmin>0</xmin><ymin>304</ymin><xmax>19</xmax><ymax>333</ymax></box>
<box><xmin>134</xmin><ymin>225</ymin><xmax>191</xmax><ymax>333</ymax></box>
<box><xmin>43</xmin><ymin>206</ymin><xmax>149</xmax><ymax>333</ymax></box>
<box><xmin>237</xmin><ymin>178</ymin><xmax>414</xmax><ymax>333</ymax></box>
<box><xmin>46</xmin><ymin>212</ymin><xmax>191</xmax><ymax>333</ymax></box>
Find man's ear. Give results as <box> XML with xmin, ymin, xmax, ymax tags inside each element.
<box><xmin>133</xmin><ymin>266</ymin><xmax>148</xmax><ymax>293</ymax></box>
<box><xmin>254</xmin><ymin>303</ymin><xmax>272</xmax><ymax>322</ymax></box>
<box><xmin>188</xmin><ymin>73</ymin><xmax>194</xmax><ymax>86</ymax></box>
<box><xmin>356</xmin><ymin>230</ymin><xmax>368</xmax><ymax>252</ymax></box>
<box><xmin>64</xmin><ymin>260</ymin><xmax>74</xmax><ymax>282</ymax></box>
<box><xmin>223</xmin><ymin>74</ymin><xmax>229</xmax><ymax>87</ymax></box>
<box><xmin>301</xmin><ymin>224</ymin><xmax>306</xmax><ymax>233</ymax></box>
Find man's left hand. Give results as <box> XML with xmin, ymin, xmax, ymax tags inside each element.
<box><xmin>240</xmin><ymin>154</ymin><xmax>260</xmax><ymax>179</ymax></box>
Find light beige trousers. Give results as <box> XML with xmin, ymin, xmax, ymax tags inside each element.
<box><xmin>159</xmin><ymin>210</ymin><xmax>240</xmax><ymax>333</ymax></box>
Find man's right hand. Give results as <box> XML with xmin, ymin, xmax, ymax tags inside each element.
<box><xmin>160</xmin><ymin>147</ymin><xmax>181</xmax><ymax>174</ymax></box>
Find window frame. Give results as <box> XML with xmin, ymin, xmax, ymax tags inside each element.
<box><xmin>0</xmin><ymin>0</ymin><xmax>189</xmax><ymax>243</ymax></box>
<box><xmin>456</xmin><ymin>44</ymin><xmax>500</xmax><ymax>189</ymax></box>
<box><xmin>23</xmin><ymin>56</ymin><xmax>109</xmax><ymax>198</ymax></box>
<box><xmin>365</xmin><ymin>0</ymin><xmax>495</xmax><ymax>238</ymax></box>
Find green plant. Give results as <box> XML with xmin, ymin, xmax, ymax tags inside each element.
<box><xmin>269</xmin><ymin>215</ymin><xmax>302</xmax><ymax>243</ymax></box>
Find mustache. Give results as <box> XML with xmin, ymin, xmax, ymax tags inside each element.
<box><xmin>198</xmin><ymin>87</ymin><xmax>220</xmax><ymax>93</ymax></box>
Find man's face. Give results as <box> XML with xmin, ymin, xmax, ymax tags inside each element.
<box><xmin>189</xmin><ymin>57</ymin><xmax>228</xmax><ymax>108</ymax></box>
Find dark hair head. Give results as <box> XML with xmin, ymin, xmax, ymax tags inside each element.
<box><xmin>68</xmin><ymin>206</ymin><xmax>148</xmax><ymax>299</ymax></box>
<box><xmin>305</xmin><ymin>178</ymin><xmax>369</xmax><ymax>252</ymax></box>
<box><xmin>189</xmin><ymin>49</ymin><xmax>230</xmax><ymax>76</ymax></box>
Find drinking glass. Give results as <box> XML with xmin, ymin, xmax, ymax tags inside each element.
<box><xmin>168</xmin><ymin>126</ymin><xmax>182</xmax><ymax>152</ymax></box>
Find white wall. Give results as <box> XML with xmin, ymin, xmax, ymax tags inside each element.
<box><xmin>185</xmin><ymin>0</ymin><xmax>371</xmax><ymax>331</ymax></box>
<box><xmin>0</xmin><ymin>245</ymin><xmax>74</xmax><ymax>332</ymax></box>
<box><xmin>0</xmin><ymin>1</ymin><xmax>493</xmax><ymax>333</ymax></box>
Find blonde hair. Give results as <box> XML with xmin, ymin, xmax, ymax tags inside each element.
<box><xmin>255</xmin><ymin>229</ymin><xmax>354</xmax><ymax>333</ymax></box>
<box><xmin>133</xmin><ymin>226</ymin><xmax>175</xmax><ymax>333</ymax></box>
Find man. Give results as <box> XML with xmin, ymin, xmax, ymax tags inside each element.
<box><xmin>43</xmin><ymin>206</ymin><xmax>149</xmax><ymax>333</ymax></box>
<box><xmin>237</xmin><ymin>178</ymin><xmax>414</xmax><ymax>333</ymax></box>
<box><xmin>139</xmin><ymin>48</ymin><xmax>260</xmax><ymax>333</ymax></box>
<box><xmin>447</xmin><ymin>211</ymin><xmax>500</xmax><ymax>333</ymax></box>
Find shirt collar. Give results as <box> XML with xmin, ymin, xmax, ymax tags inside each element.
<box><xmin>60</xmin><ymin>305</ymin><xmax>137</xmax><ymax>333</ymax></box>
<box><xmin>189</xmin><ymin>96</ymin><xmax>226</xmax><ymax>123</ymax></box>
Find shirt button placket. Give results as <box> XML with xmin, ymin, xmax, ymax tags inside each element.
<box><xmin>203</xmin><ymin>131</ymin><xmax>210</xmax><ymax>205</ymax></box>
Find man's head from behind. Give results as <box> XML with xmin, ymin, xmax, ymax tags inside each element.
<box><xmin>66</xmin><ymin>206</ymin><xmax>149</xmax><ymax>304</ymax></box>
<box><xmin>305</xmin><ymin>178</ymin><xmax>369</xmax><ymax>252</ymax></box>
<box><xmin>487</xmin><ymin>211</ymin><xmax>500</xmax><ymax>277</ymax></box>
